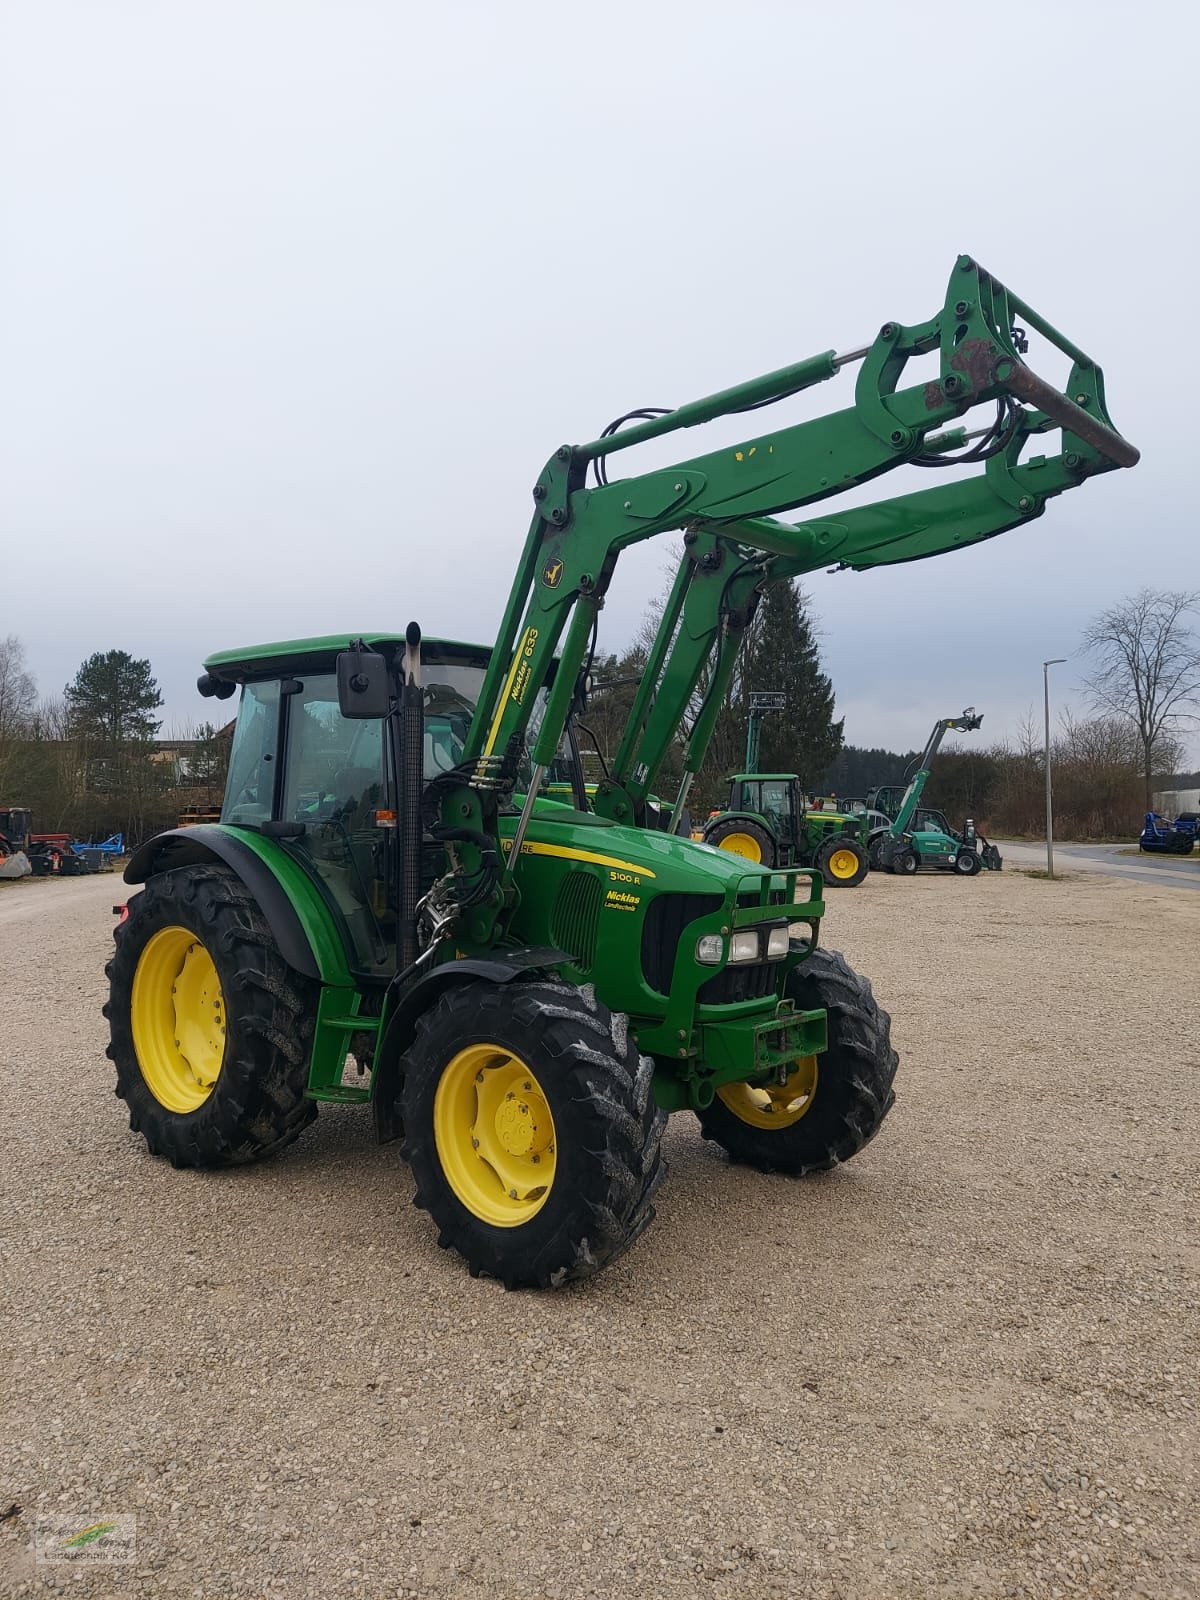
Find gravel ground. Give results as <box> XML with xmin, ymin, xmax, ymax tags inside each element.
<box><xmin>1</xmin><ymin>865</ymin><xmax>1197</xmax><ymax>1599</ymax></box>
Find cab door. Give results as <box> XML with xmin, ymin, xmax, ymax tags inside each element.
<box><xmin>277</xmin><ymin>673</ymin><xmax>396</xmax><ymax>975</ymax></box>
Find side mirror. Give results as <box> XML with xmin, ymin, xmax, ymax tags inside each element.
<box><xmin>336</xmin><ymin>645</ymin><xmax>391</xmax><ymax>719</ymax></box>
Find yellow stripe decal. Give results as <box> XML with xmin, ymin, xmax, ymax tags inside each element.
<box><xmin>482</xmin><ymin>627</ymin><xmax>535</xmax><ymax>759</ymax></box>
<box><xmin>501</xmin><ymin>838</ymin><xmax>656</xmax><ymax>879</ymax></box>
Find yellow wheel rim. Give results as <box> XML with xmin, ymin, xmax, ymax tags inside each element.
<box><xmin>717</xmin><ymin>1056</ymin><xmax>819</xmax><ymax>1130</ymax></box>
<box><xmin>717</xmin><ymin>831</ymin><xmax>763</xmax><ymax>862</ymax></box>
<box><xmin>827</xmin><ymin>847</ymin><xmax>861</xmax><ymax>881</ymax></box>
<box><xmin>433</xmin><ymin>1043</ymin><xmax>556</xmax><ymax>1228</ymax></box>
<box><xmin>130</xmin><ymin>926</ymin><xmax>226</xmax><ymax>1113</ymax></box>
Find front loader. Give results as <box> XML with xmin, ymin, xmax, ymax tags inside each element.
<box><xmin>106</xmin><ymin>257</ymin><xmax>1137</xmax><ymax>1287</ymax></box>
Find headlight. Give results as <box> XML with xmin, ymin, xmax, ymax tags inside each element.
<box><xmin>696</xmin><ymin>934</ymin><xmax>725</xmax><ymax>965</ymax></box>
<box><xmin>729</xmin><ymin>930</ymin><xmax>761</xmax><ymax>964</ymax></box>
<box><xmin>766</xmin><ymin>925</ymin><xmax>790</xmax><ymax>959</ymax></box>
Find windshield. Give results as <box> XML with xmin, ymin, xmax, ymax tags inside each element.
<box><xmin>422</xmin><ymin>661</ymin><xmax>567</xmax><ymax>789</ymax></box>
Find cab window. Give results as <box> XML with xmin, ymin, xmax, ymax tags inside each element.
<box><xmin>221</xmin><ymin>681</ymin><xmax>279</xmax><ymax>826</ymax></box>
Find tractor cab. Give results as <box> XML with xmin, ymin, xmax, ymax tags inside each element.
<box><xmin>0</xmin><ymin>807</ymin><xmax>33</xmax><ymax>849</ymax></box>
<box><xmin>725</xmin><ymin>774</ymin><xmax>802</xmax><ymax>854</ymax></box>
<box><xmin>156</xmin><ymin>635</ymin><xmax>607</xmax><ymax>977</ymax></box>
<box><xmin>182</xmin><ymin>635</ymin><xmax>504</xmax><ymax>976</ymax></box>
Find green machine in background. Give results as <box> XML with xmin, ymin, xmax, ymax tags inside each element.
<box><xmin>868</xmin><ymin>710</ymin><xmax>1002</xmax><ymax>875</ymax></box>
<box><xmin>106</xmin><ymin>257</ymin><xmax>1135</xmax><ymax>1287</ymax></box>
<box><xmin>703</xmin><ymin>690</ymin><xmax>871</xmax><ymax>886</ymax></box>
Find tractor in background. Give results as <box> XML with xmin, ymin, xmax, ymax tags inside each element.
<box><xmin>702</xmin><ymin>692</ymin><xmax>870</xmax><ymax>886</ymax></box>
<box><xmin>0</xmin><ymin>807</ymin><xmax>96</xmax><ymax>876</ymax></box>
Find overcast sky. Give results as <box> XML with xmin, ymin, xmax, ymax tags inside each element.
<box><xmin>1</xmin><ymin>2</ymin><xmax>1194</xmax><ymax>760</ymax></box>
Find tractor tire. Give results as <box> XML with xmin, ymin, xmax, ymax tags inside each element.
<box><xmin>890</xmin><ymin>849</ymin><xmax>918</xmax><ymax>875</ymax></box>
<box><xmin>105</xmin><ymin>864</ymin><xmax>318</xmax><ymax>1167</ymax></box>
<box><xmin>815</xmin><ymin>835</ymin><xmax>869</xmax><ymax>888</ymax></box>
<box><xmin>400</xmin><ymin>978</ymin><xmax>667</xmax><ymax>1288</ymax></box>
<box><xmin>953</xmin><ymin>850</ymin><xmax>982</xmax><ymax>876</ymax></box>
<box><xmin>704</xmin><ymin>817</ymin><xmax>776</xmax><ymax>866</ymax></box>
<box><xmin>697</xmin><ymin>948</ymin><xmax>897</xmax><ymax>1175</ymax></box>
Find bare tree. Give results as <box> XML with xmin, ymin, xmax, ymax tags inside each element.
<box><xmin>0</xmin><ymin>634</ymin><xmax>37</xmax><ymax>740</ymax></box>
<box><xmin>1081</xmin><ymin>588</ymin><xmax>1200</xmax><ymax>808</ymax></box>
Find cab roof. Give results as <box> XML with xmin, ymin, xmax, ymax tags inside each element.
<box><xmin>204</xmin><ymin>633</ymin><xmax>489</xmax><ymax>680</ymax></box>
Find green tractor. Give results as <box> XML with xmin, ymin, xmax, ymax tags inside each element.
<box><xmin>105</xmin><ymin>258</ymin><xmax>1136</xmax><ymax>1287</ymax></box>
<box><xmin>705</xmin><ymin>773</ymin><xmax>870</xmax><ymax>886</ymax></box>
<box><xmin>702</xmin><ymin>691</ymin><xmax>870</xmax><ymax>886</ymax></box>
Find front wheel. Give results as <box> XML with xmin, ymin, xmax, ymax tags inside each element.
<box><xmin>954</xmin><ymin>850</ymin><xmax>982</xmax><ymax>876</ymax></box>
<box><xmin>401</xmin><ymin>979</ymin><xmax>667</xmax><ymax>1288</ymax></box>
<box><xmin>815</xmin><ymin>835</ymin><xmax>869</xmax><ymax>888</ymax></box>
<box><xmin>697</xmin><ymin>948</ymin><xmax>897</xmax><ymax>1174</ymax></box>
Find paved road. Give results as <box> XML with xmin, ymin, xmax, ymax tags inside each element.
<box><xmin>998</xmin><ymin>837</ymin><xmax>1200</xmax><ymax>890</ymax></box>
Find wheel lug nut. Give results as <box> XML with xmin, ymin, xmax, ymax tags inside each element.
<box><xmin>509</xmin><ymin>1189</ymin><xmax>518</xmax><ymax>1199</ymax></box>
<box><xmin>523</xmin><ymin>1081</ymin><xmax>532</xmax><ymax>1091</ymax></box>
<box><xmin>471</xmin><ymin>1138</ymin><xmax>479</xmax><ymax>1149</ymax></box>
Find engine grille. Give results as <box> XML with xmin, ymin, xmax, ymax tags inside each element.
<box><xmin>549</xmin><ymin>869</ymin><xmax>603</xmax><ymax>970</ymax></box>
<box><xmin>641</xmin><ymin>892</ymin><xmax>723</xmax><ymax>994</ymax></box>
<box><xmin>698</xmin><ymin>962</ymin><xmax>781</xmax><ymax>1005</ymax></box>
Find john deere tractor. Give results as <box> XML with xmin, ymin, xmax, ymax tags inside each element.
<box><xmin>701</xmin><ymin>691</ymin><xmax>870</xmax><ymax>886</ymax></box>
<box><xmin>106</xmin><ymin>258</ymin><xmax>1137</xmax><ymax>1287</ymax></box>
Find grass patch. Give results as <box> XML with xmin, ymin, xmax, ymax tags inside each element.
<box><xmin>1018</xmin><ymin>869</ymin><xmax>1074</xmax><ymax>881</ymax></box>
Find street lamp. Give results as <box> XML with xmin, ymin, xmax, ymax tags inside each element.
<box><xmin>1044</xmin><ymin>658</ymin><xmax>1067</xmax><ymax>876</ymax></box>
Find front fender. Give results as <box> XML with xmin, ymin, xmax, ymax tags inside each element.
<box><xmin>124</xmin><ymin>825</ymin><xmax>354</xmax><ymax>986</ymax></box>
<box><xmin>372</xmin><ymin>947</ymin><xmax>570</xmax><ymax>1142</ymax></box>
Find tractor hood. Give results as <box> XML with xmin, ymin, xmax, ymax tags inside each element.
<box><xmin>500</xmin><ymin>803</ymin><xmax>809</xmax><ymax>899</ymax></box>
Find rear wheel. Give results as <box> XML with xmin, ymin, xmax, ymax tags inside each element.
<box><xmin>704</xmin><ymin>816</ymin><xmax>776</xmax><ymax>866</ymax></box>
<box><xmin>401</xmin><ymin>979</ymin><xmax>666</xmax><ymax>1288</ymax></box>
<box><xmin>105</xmin><ymin>864</ymin><xmax>318</xmax><ymax>1166</ymax></box>
<box><xmin>815</xmin><ymin>835</ymin><xmax>869</xmax><ymax>888</ymax></box>
<box><xmin>890</xmin><ymin>849</ymin><xmax>918</xmax><ymax>875</ymax></box>
<box><xmin>697</xmin><ymin>948</ymin><xmax>897</xmax><ymax>1174</ymax></box>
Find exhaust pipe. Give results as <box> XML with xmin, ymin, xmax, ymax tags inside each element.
<box><xmin>399</xmin><ymin>621</ymin><xmax>423</xmax><ymax>970</ymax></box>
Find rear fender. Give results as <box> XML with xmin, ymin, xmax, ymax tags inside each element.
<box><xmin>703</xmin><ymin>810</ymin><xmax>777</xmax><ymax>843</ymax></box>
<box><xmin>124</xmin><ymin>825</ymin><xmax>353</xmax><ymax>986</ymax></box>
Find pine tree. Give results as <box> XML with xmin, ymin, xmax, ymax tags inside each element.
<box><xmin>739</xmin><ymin>580</ymin><xmax>844</xmax><ymax>785</ymax></box>
<box><xmin>65</xmin><ymin>650</ymin><xmax>163</xmax><ymax>747</ymax></box>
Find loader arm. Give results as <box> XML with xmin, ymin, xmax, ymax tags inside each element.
<box><xmin>434</xmin><ymin>256</ymin><xmax>1136</xmax><ymax>949</ymax></box>
<box><xmin>602</xmin><ymin>453</ymin><xmax>1044</xmax><ymax>819</ymax></box>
